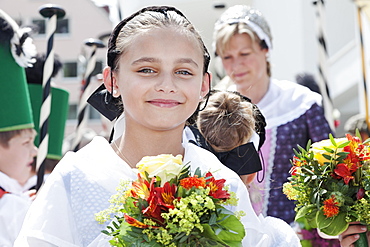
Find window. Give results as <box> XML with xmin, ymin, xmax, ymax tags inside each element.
<box><xmin>32</xmin><ymin>18</ymin><xmax>69</xmax><ymax>35</ymax></box>
<box><xmin>68</xmin><ymin>104</ymin><xmax>101</xmax><ymax>120</ymax></box>
<box><xmin>56</xmin><ymin>19</ymin><xmax>69</xmax><ymax>34</ymax></box>
<box><xmin>32</xmin><ymin>19</ymin><xmax>45</xmax><ymax>34</ymax></box>
<box><xmin>88</xmin><ymin>105</ymin><xmax>101</xmax><ymax>120</ymax></box>
<box><xmin>92</xmin><ymin>61</ymin><xmax>103</xmax><ymax>76</ymax></box>
<box><xmin>64</xmin><ymin>62</ymin><xmax>78</xmax><ymax>78</ymax></box>
<box><xmin>68</xmin><ymin>104</ymin><xmax>77</xmax><ymax>120</ymax></box>
<box><xmin>63</xmin><ymin>60</ymin><xmax>103</xmax><ymax>79</ymax></box>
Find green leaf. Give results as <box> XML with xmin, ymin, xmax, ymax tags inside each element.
<box><xmin>306</xmin><ymin>140</ymin><xmax>312</xmax><ymax>151</ymax></box>
<box><xmin>194</xmin><ymin>167</ymin><xmax>202</xmax><ymax>177</ymax></box>
<box><xmin>319</xmin><ymin>212</ymin><xmax>349</xmax><ymax>236</ymax></box>
<box><xmin>322</xmin><ymin>154</ymin><xmax>333</xmax><ymax>160</ymax></box>
<box><xmin>337</xmin><ymin>141</ymin><xmax>351</xmax><ymax>149</ymax></box>
<box><xmin>329</xmin><ymin>134</ymin><xmax>337</xmax><ymax>147</ymax></box>
<box><xmin>202</xmin><ymin>213</ymin><xmax>245</xmax><ymax>243</ymax></box>
<box><xmin>295</xmin><ymin>205</ymin><xmax>318</xmax><ymax>229</ymax></box>
<box><xmin>323</xmin><ymin>147</ymin><xmax>335</xmax><ymax>153</ymax></box>
<box><xmin>316</xmin><ymin>209</ymin><xmax>334</xmax><ymax>229</ymax></box>
<box><xmin>209</xmin><ymin>213</ymin><xmax>217</xmax><ymax>225</ymax></box>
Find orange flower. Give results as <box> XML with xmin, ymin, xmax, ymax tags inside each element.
<box><xmin>292</xmin><ymin>156</ymin><xmax>306</xmax><ymax>167</ymax></box>
<box><xmin>129</xmin><ymin>174</ymin><xmax>150</xmax><ymax>199</ymax></box>
<box><xmin>322</xmin><ymin>196</ymin><xmax>340</xmax><ymax>218</ymax></box>
<box><xmin>124</xmin><ymin>214</ymin><xmax>157</xmax><ymax>229</ymax></box>
<box><xmin>180</xmin><ymin>176</ymin><xmax>206</xmax><ymax>189</ymax></box>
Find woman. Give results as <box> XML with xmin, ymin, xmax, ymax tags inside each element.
<box><xmin>213</xmin><ymin>5</ymin><xmax>333</xmax><ymax>224</ymax></box>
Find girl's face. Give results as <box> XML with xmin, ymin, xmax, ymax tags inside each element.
<box><xmin>110</xmin><ymin>27</ymin><xmax>209</xmax><ymax>132</ymax></box>
<box><xmin>221</xmin><ymin>33</ymin><xmax>268</xmax><ymax>89</ymax></box>
<box><xmin>0</xmin><ymin>129</ymin><xmax>37</xmax><ymax>186</ymax></box>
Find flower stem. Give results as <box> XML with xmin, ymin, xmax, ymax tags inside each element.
<box><xmin>355</xmin><ymin>232</ymin><xmax>369</xmax><ymax>247</ymax></box>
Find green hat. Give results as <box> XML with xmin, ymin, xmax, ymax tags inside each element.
<box><xmin>0</xmin><ymin>9</ymin><xmax>36</xmax><ymax>132</ymax></box>
<box><xmin>28</xmin><ymin>84</ymin><xmax>69</xmax><ymax>160</ymax></box>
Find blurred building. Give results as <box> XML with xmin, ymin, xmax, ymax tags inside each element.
<box><xmin>1</xmin><ymin>0</ymin><xmax>113</xmax><ymax>152</ymax></box>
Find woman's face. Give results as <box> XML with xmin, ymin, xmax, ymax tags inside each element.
<box><xmin>220</xmin><ymin>33</ymin><xmax>268</xmax><ymax>89</ymax></box>
<box><xmin>111</xmin><ymin>27</ymin><xmax>209</xmax><ymax>132</ymax></box>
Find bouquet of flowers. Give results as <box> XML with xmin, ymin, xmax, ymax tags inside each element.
<box><xmin>96</xmin><ymin>154</ymin><xmax>245</xmax><ymax>247</ymax></box>
<box><xmin>283</xmin><ymin>133</ymin><xmax>370</xmax><ymax>246</ymax></box>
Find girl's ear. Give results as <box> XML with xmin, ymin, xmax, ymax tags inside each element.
<box><xmin>201</xmin><ymin>72</ymin><xmax>211</xmax><ymax>97</ymax></box>
<box><xmin>103</xmin><ymin>66</ymin><xmax>120</xmax><ymax>97</ymax></box>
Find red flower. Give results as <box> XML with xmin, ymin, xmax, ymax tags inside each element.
<box><xmin>142</xmin><ymin>178</ymin><xmax>164</xmax><ymax>223</ymax></box>
<box><xmin>322</xmin><ymin>196</ymin><xmax>340</xmax><ymax>218</ymax></box>
<box><xmin>357</xmin><ymin>188</ymin><xmax>365</xmax><ymax>200</ymax></box>
<box><xmin>180</xmin><ymin>176</ymin><xmax>206</xmax><ymax>189</ymax></box>
<box><xmin>205</xmin><ymin>172</ymin><xmax>230</xmax><ymax>200</ymax></box>
<box><xmin>344</xmin><ymin>134</ymin><xmax>370</xmax><ymax>164</ymax></box>
<box><xmin>333</xmin><ymin>163</ymin><xmax>356</xmax><ymax>184</ymax></box>
<box><xmin>153</xmin><ymin>182</ymin><xmax>176</xmax><ymax>210</ymax></box>
<box><xmin>289</xmin><ymin>166</ymin><xmax>299</xmax><ymax>176</ymax></box>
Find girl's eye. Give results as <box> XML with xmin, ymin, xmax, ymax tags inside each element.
<box><xmin>138</xmin><ymin>68</ymin><xmax>155</xmax><ymax>73</ymax></box>
<box><xmin>222</xmin><ymin>56</ymin><xmax>231</xmax><ymax>60</ymax></box>
<box><xmin>176</xmin><ymin>70</ymin><xmax>193</xmax><ymax>76</ymax></box>
<box><xmin>241</xmin><ymin>53</ymin><xmax>250</xmax><ymax>56</ymax></box>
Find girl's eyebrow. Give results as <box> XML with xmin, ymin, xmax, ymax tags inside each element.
<box><xmin>132</xmin><ymin>57</ymin><xmax>160</xmax><ymax>65</ymax></box>
<box><xmin>175</xmin><ymin>58</ymin><xmax>198</xmax><ymax>68</ymax></box>
<box><xmin>131</xmin><ymin>57</ymin><xmax>198</xmax><ymax>68</ymax></box>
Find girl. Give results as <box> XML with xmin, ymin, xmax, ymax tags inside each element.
<box><xmin>15</xmin><ymin>6</ymin><xmax>300</xmax><ymax>247</ymax></box>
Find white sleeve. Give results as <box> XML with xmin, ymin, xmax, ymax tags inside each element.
<box><xmin>14</xmin><ymin>154</ymin><xmax>82</xmax><ymax>247</ymax></box>
<box><xmin>0</xmin><ymin>193</ymin><xmax>31</xmax><ymax>247</ymax></box>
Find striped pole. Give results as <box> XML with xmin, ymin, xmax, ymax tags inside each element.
<box><xmin>36</xmin><ymin>4</ymin><xmax>65</xmax><ymax>190</ymax></box>
<box><xmin>72</xmin><ymin>38</ymin><xmax>105</xmax><ymax>152</ymax></box>
<box><xmin>355</xmin><ymin>3</ymin><xmax>370</xmax><ymax>135</ymax></box>
<box><xmin>313</xmin><ymin>0</ymin><xmax>335</xmax><ymax>131</ymax></box>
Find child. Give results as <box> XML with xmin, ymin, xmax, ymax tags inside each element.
<box><xmin>193</xmin><ymin>90</ymin><xmax>265</xmax><ymax>185</ymax></box>
<box><xmin>15</xmin><ymin>6</ymin><xmax>300</xmax><ymax>246</ymax></box>
<box><xmin>0</xmin><ymin>9</ymin><xmax>38</xmax><ymax>246</ymax></box>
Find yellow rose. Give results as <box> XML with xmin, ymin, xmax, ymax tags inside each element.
<box><xmin>136</xmin><ymin>154</ymin><xmax>184</xmax><ymax>185</ymax></box>
<box><xmin>310</xmin><ymin>138</ymin><xmax>348</xmax><ymax>165</ymax></box>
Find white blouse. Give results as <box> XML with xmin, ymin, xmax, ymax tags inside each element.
<box><xmin>15</xmin><ymin>136</ymin><xmax>300</xmax><ymax>247</ymax></box>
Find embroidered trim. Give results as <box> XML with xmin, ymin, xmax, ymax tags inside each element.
<box><xmin>262</xmin><ymin>126</ymin><xmax>276</xmax><ymax>216</ymax></box>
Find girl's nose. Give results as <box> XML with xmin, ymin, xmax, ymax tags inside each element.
<box><xmin>154</xmin><ymin>74</ymin><xmax>177</xmax><ymax>93</ymax></box>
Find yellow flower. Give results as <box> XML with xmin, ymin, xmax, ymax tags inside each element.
<box><xmin>283</xmin><ymin>182</ymin><xmax>299</xmax><ymax>200</ymax></box>
<box><xmin>137</xmin><ymin>154</ymin><xmax>184</xmax><ymax>185</ymax></box>
<box><xmin>310</xmin><ymin>138</ymin><xmax>347</xmax><ymax>165</ymax></box>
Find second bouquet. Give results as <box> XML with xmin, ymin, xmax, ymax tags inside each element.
<box><xmin>283</xmin><ymin>133</ymin><xmax>370</xmax><ymax>242</ymax></box>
